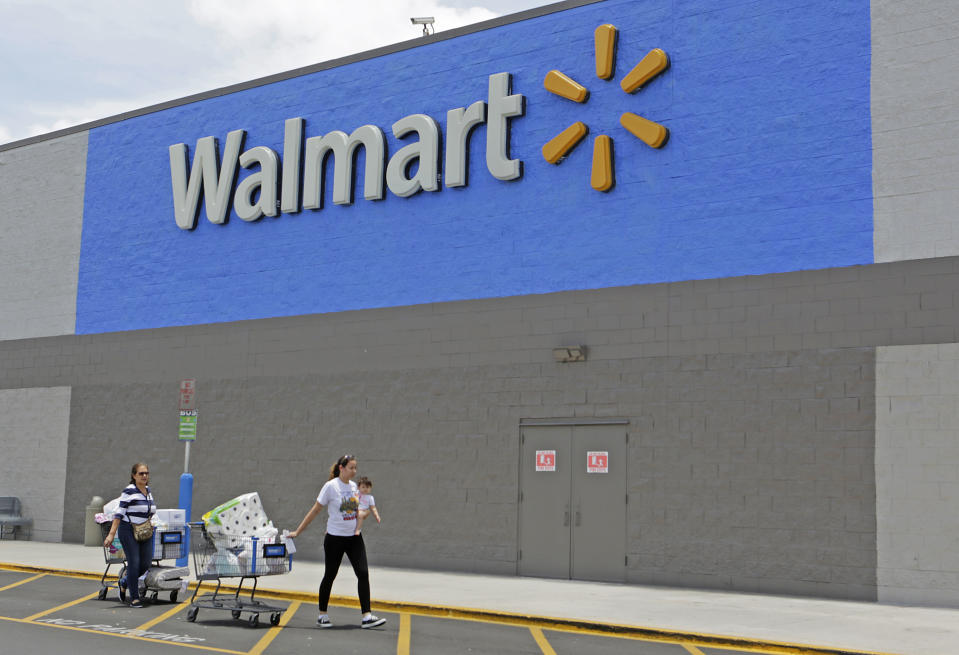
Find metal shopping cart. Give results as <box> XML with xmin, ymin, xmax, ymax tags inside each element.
<box><xmin>96</xmin><ymin>521</ymin><xmax>188</xmax><ymax>603</ymax></box>
<box><xmin>96</xmin><ymin>521</ymin><xmax>125</xmax><ymax>600</ymax></box>
<box><xmin>186</xmin><ymin>521</ymin><xmax>292</xmax><ymax>627</ymax></box>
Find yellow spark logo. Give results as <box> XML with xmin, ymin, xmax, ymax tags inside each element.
<box><xmin>542</xmin><ymin>24</ymin><xmax>669</xmax><ymax>192</ymax></box>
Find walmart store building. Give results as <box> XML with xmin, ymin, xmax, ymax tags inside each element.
<box><xmin>3</xmin><ymin>0</ymin><xmax>959</xmax><ymax>605</ymax></box>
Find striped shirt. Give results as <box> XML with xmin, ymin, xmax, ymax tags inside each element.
<box><xmin>114</xmin><ymin>484</ymin><xmax>155</xmax><ymax>525</ymax></box>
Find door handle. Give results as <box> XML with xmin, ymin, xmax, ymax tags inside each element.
<box><xmin>575</xmin><ymin>508</ymin><xmax>581</xmax><ymax>527</ymax></box>
<box><xmin>563</xmin><ymin>505</ymin><xmax>570</xmax><ymax>527</ymax></box>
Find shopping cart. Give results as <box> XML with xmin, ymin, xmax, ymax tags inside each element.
<box><xmin>96</xmin><ymin>521</ymin><xmax>188</xmax><ymax>603</ymax></box>
<box><xmin>96</xmin><ymin>522</ymin><xmax>125</xmax><ymax>600</ymax></box>
<box><xmin>186</xmin><ymin>521</ymin><xmax>292</xmax><ymax>627</ymax></box>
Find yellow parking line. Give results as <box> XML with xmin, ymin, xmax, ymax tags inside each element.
<box><xmin>531</xmin><ymin>626</ymin><xmax>557</xmax><ymax>655</ymax></box>
<box><xmin>683</xmin><ymin>645</ymin><xmax>707</xmax><ymax>655</ymax></box>
<box><xmin>1</xmin><ymin>614</ymin><xmax>245</xmax><ymax>654</ymax></box>
<box><xmin>0</xmin><ymin>572</ymin><xmax>46</xmax><ymax>592</ymax></box>
<box><xmin>397</xmin><ymin>613</ymin><xmax>411</xmax><ymax>655</ymax></box>
<box><xmin>133</xmin><ymin>598</ymin><xmax>191</xmax><ymax>632</ymax></box>
<box><xmin>246</xmin><ymin>600</ymin><xmax>300</xmax><ymax>655</ymax></box>
<box><xmin>23</xmin><ymin>589</ymin><xmax>101</xmax><ymax>621</ymax></box>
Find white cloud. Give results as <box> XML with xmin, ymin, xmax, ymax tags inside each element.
<box><xmin>186</xmin><ymin>0</ymin><xmax>498</xmax><ymax>84</ymax></box>
<box><xmin>0</xmin><ymin>0</ymin><xmax>528</xmax><ymax>144</ymax></box>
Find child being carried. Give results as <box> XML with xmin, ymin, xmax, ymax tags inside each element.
<box><xmin>354</xmin><ymin>476</ymin><xmax>381</xmax><ymax>535</ymax></box>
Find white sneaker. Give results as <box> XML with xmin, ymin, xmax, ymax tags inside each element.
<box><xmin>316</xmin><ymin>615</ymin><xmax>332</xmax><ymax>628</ymax></box>
<box><xmin>361</xmin><ymin>614</ymin><xmax>386</xmax><ymax>629</ymax></box>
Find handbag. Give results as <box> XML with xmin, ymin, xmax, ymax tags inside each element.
<box><xmin>133</xmin><ymin>520</ymin><xmax>154</xmax><ymax>542</ymax></box>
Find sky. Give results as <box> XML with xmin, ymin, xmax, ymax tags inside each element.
<box><xmin>0</xmin><ymin>0</ymin><xmax>558</xmax><ymax>146</ymax></box>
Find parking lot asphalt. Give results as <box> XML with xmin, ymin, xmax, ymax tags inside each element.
<box><xmin>2</xmin><ymin>539</ymin><xmax>959</xmax><ymax>654</ymax></box>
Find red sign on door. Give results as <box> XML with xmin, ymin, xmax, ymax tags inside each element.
<box><xmin>586</xmin><ymin>451</ymin><xmax>608</xmax><ymax>473</ymax></box>
<box><xmin>535</xmin><ymin>450</ymin><xmax>556</xmax><ymax>472</ymax></box>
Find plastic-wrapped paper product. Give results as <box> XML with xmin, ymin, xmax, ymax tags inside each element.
<box><xmin>201</xmin><ymin>492</ymin><xmax>276</xmax><ymax>539</ymax></box>
<box><xmin>142</xmin><ymin>566</ymin><xmax>190</xmax><ymax>591</ymax></box>
<box><xmin>233</xmin><ymin>541</ymin><xmax>288</xmax><ymax>575</ymax></box>
<box><xmin>103</xmin><ymin>497</ymin><xmax>121</xmax><ymax>517</ymax></box>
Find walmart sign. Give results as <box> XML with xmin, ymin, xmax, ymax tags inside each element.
<box><xmin>77</xmin><ymin>0</ymin><xmax>872</xmax><ymax>334</ymax></box>
<box><xmin>170</xmin><ymin>73</ymin><xmax>523</xmax><ymax>229</ymax></box>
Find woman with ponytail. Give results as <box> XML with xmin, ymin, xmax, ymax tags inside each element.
<box><xmin>290</xmin><ymin>454</ymin><xmax>386</xmax><ymax>629</ymax></box>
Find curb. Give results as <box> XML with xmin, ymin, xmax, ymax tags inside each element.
<box><xmin>0</xmin><ymin>562</ymin><xmax>898</xmax><ymax>655</ymax></box>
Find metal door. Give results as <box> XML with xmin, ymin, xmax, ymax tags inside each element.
<box><xmin>518</xmin><ymin>425</ymin><xmax>571</xmax><ymax>578</ymax></box>
<box><xmin>570</xmin><ymin>424</ymin><xmax>627</xmax><ymax>582</ymax></box>
<box><xmin>518</xmin><ymin>421</ymin><xmax>627</xmax><ymax>582</ymax></box>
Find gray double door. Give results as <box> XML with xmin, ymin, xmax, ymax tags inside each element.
<box><xmin>518</xmin><ymin>422</ymin><xmax>627</xmax><ymax>582</ymax></box>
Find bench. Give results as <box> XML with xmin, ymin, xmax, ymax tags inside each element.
<box><xmin>0</xmin><ymin>497</ymin><xmax>33</xmax><ymax>540</ymax></box>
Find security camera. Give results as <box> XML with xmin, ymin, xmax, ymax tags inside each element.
<box><xmin>410</xmin><ymin>16</ymin><xmax>435</xmax><ymax>35</ymax></box>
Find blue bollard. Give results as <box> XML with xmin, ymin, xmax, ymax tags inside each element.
<box><xmin>177</xmin><ymin>472</ymin><xmax>193</xmax><ymax>568</ymax></box>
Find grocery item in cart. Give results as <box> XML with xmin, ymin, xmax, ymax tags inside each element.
<box><xmin>187</xmin><ymin>520</ymin><xmax>292</xmax><ymax>627</ymax></box>
<box><xmin>141</xmin><ymin>565</ymin><xmax>189</xmax><ymax>593</ymax></box>
<box><xmin>198</xmin><ymin>539</ymin><xmax>288</xmax><ymax>576</ymax></box>
<box><xmin>201</xmin><ymin>492</ymin><xmax>277</xmax><ymax>540</ymax></box>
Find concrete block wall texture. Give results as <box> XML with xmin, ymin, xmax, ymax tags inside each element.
<box><xmin>14</xmin><ymin>253</ymin><xmax>959</xmax><ymax>597</ymax></box>
<box><xmin>0</xmin><ymin>133</ymin><xmax>87</xmax><ymax>341</ymax></box>
<box><xmin>876</xmin><ymin>344</ymin><xmax>959</xmax><ymax>606</ymax></box>
<box><xmin>872</xmin><ymin>0</ymin><xmax>959</xmax><ymax>261</ymax></box>
<box><xmin>0</xmin><ymin>387</ymin><xmax>72</xmax><ymax>541</ymax></box>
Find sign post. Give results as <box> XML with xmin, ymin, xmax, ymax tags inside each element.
<box><xmin>176</xmin><ymin>379</ymin><xmax>196</xmax><ymax>567</ymax></box>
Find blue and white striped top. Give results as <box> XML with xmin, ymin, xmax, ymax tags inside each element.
<box><xmin>114</xmin><ymin>484</ymin><xmax>155</xmax><ymax>525</ymax></box>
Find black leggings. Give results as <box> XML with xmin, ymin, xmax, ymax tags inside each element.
<box><xmin>318</xmin><ymin>533</ymin><xmax>370</xmax><ymax>613</ymax></box>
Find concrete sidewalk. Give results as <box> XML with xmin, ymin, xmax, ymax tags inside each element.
<box><xmin>2</xmin><ymin>540</ymin><xmax>959</xmax><ymax>655</ymax></box>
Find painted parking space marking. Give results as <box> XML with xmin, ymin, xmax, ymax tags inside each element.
<box><xmin>0</xmin><ymin>572</ymin><xmax>46</xmax><ymax>592</ymax></box>
<box><xmin>530</xmin><ymin>626</ymin><xmax>558</xmax><ymax>655</ymax></box>
<box><xmin>23</xmin><ymin>589</ymin><xmax>101</xmax><ymax>620</ymax></box>
<box><xmin>133</xmin><ymin>598</ymin><xmax>193</xmax><ymax>632</ymax></box>
<box><xmin>0</xmin><ymin>614</ymin><xmax>234</xmax><ymax>654</ymax></box>
<box><xmin>0</xmin><ymin>565</ymin><xmax>903</xmax><ymax>655</ymax></box>
<box><xmin>398</xmin><ymin>612</ymin><xmax>412</xmax><ymax>655</ymax></box>
<box><xmin>35</xmin><ymin>616</ymin><xmax>210</xmax><ymax>645</ymax></box>
<box><xmin>247</xmin><ymin>600</ymin><xmax>300</xmax><ymax>655</ymax></box>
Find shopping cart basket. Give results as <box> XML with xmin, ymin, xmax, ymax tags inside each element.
<box><xmin>96</xmin><ymin>522</ymin><xmax>125</xmax><ymax>600</ymax></box>
<box><xmin>186</xmin><ymin>522</ymin><xmax>292</xmax><ymax>627</ymax></box>
<box><xmin>96</xmin><ymin>521</ymin><xmax>188</xmax><ymax>603</ymax></box>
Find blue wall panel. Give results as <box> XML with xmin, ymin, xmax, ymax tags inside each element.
<box><xmin>77</xmin><ymin>0</ymin><xmax>872</xmax><ymax>333</ymax></box>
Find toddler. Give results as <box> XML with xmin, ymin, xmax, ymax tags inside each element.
<box><xmin>354</xmin><ymin>476</ymin><xmax>381</xmax><ymax>535</ymax></box>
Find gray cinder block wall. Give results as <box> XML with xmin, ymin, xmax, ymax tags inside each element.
<box><xmin>6</xmin><ymin>256</ymin><xmax>959</xmax><ymax>599</ymax></box>
<box><xmin>0</xmin><ymin>387</ymin><xmax>72</xmax><ymax>542</ymax></box>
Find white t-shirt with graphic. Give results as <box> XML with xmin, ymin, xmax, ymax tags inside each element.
<box><xmin>317</xmin><ymin>478</ymin><xmax>359</xmax><ymax>537</ymax></box>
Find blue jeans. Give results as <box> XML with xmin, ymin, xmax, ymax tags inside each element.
<box><xmin>117</xmin><ymin>521</ymin><xmax>154</xmax><ymax>602</ymax></box>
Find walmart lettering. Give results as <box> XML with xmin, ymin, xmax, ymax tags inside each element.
<box><xmin>169</xmin><ymin>72</ymin><xmax>523</xmax><ymax>230</ymax></box>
